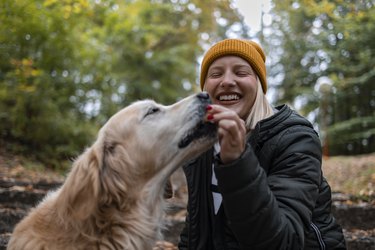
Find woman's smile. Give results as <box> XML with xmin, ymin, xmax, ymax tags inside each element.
<box><xmin>217</xmin><ymin>93</ymin><xmax>241</xmax><ymax>101</ymax></box>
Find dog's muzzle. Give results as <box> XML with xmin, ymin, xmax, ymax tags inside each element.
<box><xmin>178</xmin><ymin>92</ymin><xmax>217</xmax><ymax>148</ymax></box>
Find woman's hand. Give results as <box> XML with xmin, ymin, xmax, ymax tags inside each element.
<box><xmin>206</xmin><ymin>104</ymin><xmax>246</xmax><ymax>164</ymax></box>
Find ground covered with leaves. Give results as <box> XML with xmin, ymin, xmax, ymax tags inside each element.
<box><xmin>321</xmin><ymin>154</ymin><xmax>374</xmax><ymax>200</ymax></box>
<box><xmin>0</xmin><ymin>149</ymin><xmax>374</xmax><ymax>249</ymax></box>
<box><xmin>1</xmin><ymin>149</ymin><xmax>374</xmax><ymax>201</ymax></box>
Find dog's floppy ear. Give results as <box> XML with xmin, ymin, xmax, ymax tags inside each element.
<box><xmin>164</xmin><ymin>178</ymin><xmax>173</xmax><ymax>199</ymax></box>
<box><xmin>57</xmin><ymin>146</ymin><xmax>101</xmax><ymax>221</ymax></box>
<box><xmin>98</xmin><ymin>141</ymin><xmax>131</xmax><ymax>207</ymax></box>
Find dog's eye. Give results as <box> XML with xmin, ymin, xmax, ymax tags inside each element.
<box><xmin>145</xmin><ymin>107</ymin><xmax>160</xmax><ymax>117</ymax></box>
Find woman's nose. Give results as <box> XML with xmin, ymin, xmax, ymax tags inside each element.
<box><xmin>220</xmin><ymin>72</ymin><xmax>235</xmax><ymax>87</ymax></box>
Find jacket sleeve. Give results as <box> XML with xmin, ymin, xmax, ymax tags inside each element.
<box><xmin>214</xmin><ymin>126</ymin><xmax>322</xmax><ymax>249</ymax></box>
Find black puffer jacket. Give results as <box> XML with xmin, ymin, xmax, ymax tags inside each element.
<box><xmin>178</xmin><ymin>105</ymin><xmax>346</xmax><ymax>250</ymax></box>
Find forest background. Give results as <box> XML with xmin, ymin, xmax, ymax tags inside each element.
<box><xmin>0</xmin><ymin>0</ymin><xmax>374</xmax><ymax>175</ymax></box>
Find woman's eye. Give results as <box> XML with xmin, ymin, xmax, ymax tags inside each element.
<box><xmin>237</xmin><ymin>71</ymin><xmax>248</xmax><ymax>76</ymax></box>
<box><xmin>209</xmin><ymin>72</ymin><xmax>221</xmax><ymax>78</ymax></box>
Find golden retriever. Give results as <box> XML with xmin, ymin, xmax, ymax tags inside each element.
<box><xmin>7</xmin><ymin>92</ymin><xmax>217</xmax><ymax>250</ymax></box>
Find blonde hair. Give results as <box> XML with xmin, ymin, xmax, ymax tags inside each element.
<box><xmin>245</xmin><ymin>77</ymin><xmax>274</xmax><ymax>131</ymax></box>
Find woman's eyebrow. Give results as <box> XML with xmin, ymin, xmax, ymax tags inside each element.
<box><xmin>233</xmin><ymin>64</ymin><xmax>255</xmax><ymax>73</ymax></box>
<box><xmin>208</xmin><ymin>65</ymin><xmax>224</xmax><ymax>69</ymax></box>
<box><xmin>207</xmin><ymin>66</ymin><xmax>223</xmax><ymax>73</ymax></box>
<box><xmin>233</xmin><ymin>63</ymin><xmax>252</xmax><ymax>68</ymax></box>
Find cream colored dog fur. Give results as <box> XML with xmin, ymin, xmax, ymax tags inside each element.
<box><xmin>7</xmin><ymin>93</ymin><xmax>216</xmax><ymax>250</ymax></box>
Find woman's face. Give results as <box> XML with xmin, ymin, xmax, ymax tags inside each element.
<box><xmin>204</xmin><ymin>56</ymin><xmax>258</xmax><ymax>120</ymax></box>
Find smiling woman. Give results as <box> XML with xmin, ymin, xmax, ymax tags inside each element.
<box><xmin>178</xmin><ymin>38</ymin><xmax>347</xmax><ymax>250</ymax></box>
<box><xmin>200</xmin><ymin>39</ymin><xmax>272</xmax><ymax>131</ymax></box>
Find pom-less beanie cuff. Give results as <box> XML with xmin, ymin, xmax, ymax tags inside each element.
<box><xmin>200</xmin><ymin>39</ymin><xmax>267</xmax><ymax>93</ymax></box>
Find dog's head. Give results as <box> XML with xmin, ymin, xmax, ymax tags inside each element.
<box><xmin>98</xmin><ymin>91</ymin><xmax>217</xmax><ymax>175</ymax></box>
<box><xmin>60</xmin><ymin>93</ymin><xmax>217</xmax><ymax>219</ymax></box>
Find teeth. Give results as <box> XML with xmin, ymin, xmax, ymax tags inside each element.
<box><xmin>219</xmin><ymin>94</ymin><xmax>239</xmax><ymax>101</ymax></box>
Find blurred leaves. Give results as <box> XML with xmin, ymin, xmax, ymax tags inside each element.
<box><xmin>264</xmin><ymin>0</ymin><xmax>375</xmax><ymax>155</ymax></box>
<box><xmin>0</xmin><ymin>0</ymin><xmax>246</xmax><ymax>166</ymax></box>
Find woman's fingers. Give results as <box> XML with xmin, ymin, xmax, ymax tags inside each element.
<box><xmin>206</xmin><ymin>105</ymin><xmax>243</xmax><ymax>128</ymax></box>
<box><xmin>218</xmin><ymin>118</ymin><xmax>246</xmax><ymax>142</ymax></box>
<box><xmin>218</xmin><ymin>119</ymin><xmax>246</xmax><ymax>163</ymax></box>
<box><xmin>206</xmin><ymin>105</ymin><xmax>246</xmax><ymax>163</ymax></box>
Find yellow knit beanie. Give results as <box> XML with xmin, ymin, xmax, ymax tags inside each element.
<box><xmin>200</xmin><ymin>39</ymin><xmax>267</xmax><ymax>93</ymax></box>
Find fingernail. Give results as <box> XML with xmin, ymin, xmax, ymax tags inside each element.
<box><xmin>207</xmin><ymin>114</ymin><xmax>214</xmax><ymax>120</ymax></box>
<box><xmin>206</xmin><ymin>105</ymin><xmax>212</xmax><ymax>111</ymax></box>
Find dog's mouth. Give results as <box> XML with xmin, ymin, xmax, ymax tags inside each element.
<box><xmin>177</xmin><ymin>93</ymin><xmax>218</xmax><ymax>149</ymax></box>
<box><xmin>178</xmin><ymin>120</ymin><xmax>217</xmax><ymax>148</ymax></box>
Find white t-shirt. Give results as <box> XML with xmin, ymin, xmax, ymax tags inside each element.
<box><xmin>212</xmin><ymin>142</ymin><xmax>222</xmax><ymax>214</ymax></box>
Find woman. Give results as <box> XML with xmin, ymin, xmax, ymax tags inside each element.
<box><xmin>178</xmin><ymin>39</ymin><xmax>346</xmax><ymax>249</ymax></box>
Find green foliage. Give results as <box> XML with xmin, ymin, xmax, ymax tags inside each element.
<box><xmin>327</xmin><ymin>116</ymin><xmax>375</xmax><ymax>155</ymax></box>
<box><xmin>265</xmin><ymin>0</ymin><xmax>375</xmax><ymax>155</ymax></box>
<box><xmin>0</xmin><ymin>0</ymin><xmax>246</xmax><ymax>166</ymax></box>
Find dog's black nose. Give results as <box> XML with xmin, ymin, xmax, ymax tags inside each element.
<box><xmin>197</xmin><ymin>92</ymin><xmax>210</xmax><ymax>100</ymax></box>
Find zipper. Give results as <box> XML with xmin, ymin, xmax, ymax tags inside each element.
<box><xmin>310</xmin><ymin>222</ymin><xmax>326</xmax><ymax>250</ymax></box>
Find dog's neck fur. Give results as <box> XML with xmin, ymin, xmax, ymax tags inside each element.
<box><xmin>92</xmin><ymin>171</ymin><xmax>172</xmax><ymax>249</ymax></box>
<box><xmin>37</xmin><ymin>149</ymin><xmax>171</xmax><ymax>250</ymax></box>
<box><xmin>93</xmin><ymin>192</ymin><xmax>167</xmax><ymax>249</ymax></box>
<box><xmin>10</xmin><ymin>141</ymin><xmax>186</xmax><ymax>249</ymax></box>
<box><xmin>53</xmin><ymin>165</ymin><xmax>170</xmax><ymax>249</ymax></box>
